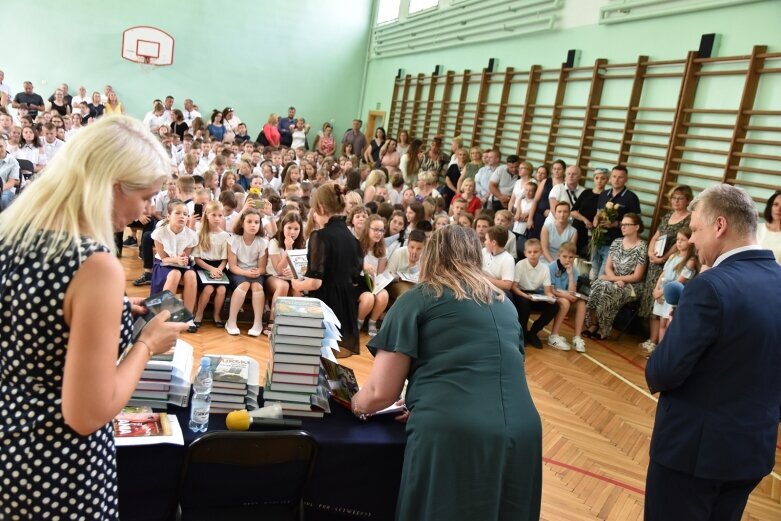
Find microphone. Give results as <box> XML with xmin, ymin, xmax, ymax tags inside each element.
<box><xmin>225</xmin><ymin>409</ymin><xmax>302</xmax><ymax>430</ymax></box>
<box><xmin>663</xmin><ymin>281</ymin><xmax>685</xmax><ymax>306</ymax></box>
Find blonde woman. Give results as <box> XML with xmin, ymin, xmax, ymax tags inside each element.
<box><xmin>262</xmin><ymin>113</ymin><xmax>281</xmax><ymax>147</ymax></box>
<box><xmin>0</xmin><ymin>116</ymin><xmax>187</xmax><ymax>519</ymax></box>
<box><xmin>363</xmin><ymin>169</ymin><xmax>387</xmax><ymax>204</ymax></box>
<box><xmin>104</xmin><ymin>90</ymin><xmax>125</xmax><ymax>115</ymax></box>
<box><xmin>352</xmin><ymin>224</ymin><xmax>542</xmax><ymax>520</ymax></box>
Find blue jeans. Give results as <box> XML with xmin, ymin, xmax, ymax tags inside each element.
<box><xmin>591</xmin><ymin>245</ymin><xmax>610</xmax><ymax>279</ymax></box>
<box><xmin>0</xmin><ymin>190</ymin><xmax>15</xmax><ymax>211</ymax></box>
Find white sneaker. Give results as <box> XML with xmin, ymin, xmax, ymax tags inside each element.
<box><xmin>640</xmin><ymin>339</ymin><xmax>656</xmax><ymax>353</ymax></box>
<box><xmin>572</xmin><ymin>336</ymin><xmax>586</xmax><ymax>353</ymax></box>
<box><xmin>547</xmin><ymin>334</ymin><xmax>571</xmax><ymax>351</ymax></box>
<box><xmin>248</xmin><ymin>325</ymin><xmax>263</xmax><ymax>337</ymax></box>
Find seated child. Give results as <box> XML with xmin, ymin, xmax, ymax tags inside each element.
<box><xmin>151</xmin><ymin>200</ymin><xmax>198</xmax><ymax>332</ymax></box>
<box><xmin>193</xmin><ymin>201</ymin><xmax>230</xmax><ymax>328</ymax></box>
<box><xmin>494</xmin><ymin>209</ymin><xmax>517</xmax><ymax>260</ymax></box>
<box><xmin>386</xmin><ymin>229</ymin><xmax>426</xmax><ymax>302</ymax></box>
<box><xmin>547</xmin><ymin>242</ymin><xmax>587</xmax><ymax>352</ymax></box>
<box><xmin>511</xmin><ymin>238</ymin><xmax>558</xmax><ymax>349</ymax></box>
<box><xmin>226</xmin><ymin>208</ymin><xmax>268</xmax><ymax>337</ymax></box>
<box><xmin>481</xmin><ymin>226</ymin><xmax>515</xmax><ymax>293</ymax></box>
<box><xmin>641</xmin><ymin>227</ymin><xmax>699</xmax><ymax>353</ymax></box>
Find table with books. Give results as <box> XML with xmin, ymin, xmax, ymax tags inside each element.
<box><xmin>117</xmin><ymin>298</ymin><xmax>407</xmax><ymax>521</ymax></box>
<box><xmin>117</xmin><ymin>400</ymin><xmax>406</xmax><ymax>521</ymax></box>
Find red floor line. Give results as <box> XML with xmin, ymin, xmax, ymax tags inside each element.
<box><xmin>543</xmin><ymin>457</ymin><xmax>646</xmax><ymax>496</ymax></box>
<box><xmin>590</xmin><ymin>338</ymin><xmax>647</xmax><ymax>371</ymax></box>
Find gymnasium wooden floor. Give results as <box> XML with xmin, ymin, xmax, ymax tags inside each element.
<box><xmin>121</xmin><ymin>248</ymin><xmax>781</xmax><ymax>520</ymax></box>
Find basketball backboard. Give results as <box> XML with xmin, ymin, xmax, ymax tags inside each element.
<box><xmin>121</xmin><ymin>26</ymin><xmax>175</xmax><ymax>66</ymax></box>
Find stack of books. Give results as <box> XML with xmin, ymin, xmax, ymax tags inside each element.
<box><xmin>127</xmin><ymin>340</ymin><xmax>193</xmax><ymax>410</ymax></box>
<box><xmin>264</xmin><ymin>297</ymin><xmax>341</xmax><ymax>418</ymax></box>
<box><xmin>205</xmin><ymin>355</ymin><xmax>261</xmax><ymax>414</ymax></box>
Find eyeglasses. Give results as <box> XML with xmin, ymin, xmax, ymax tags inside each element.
<box><xmin>370</xmin><ymin>227</ymin><xmax>385</xmax><ymax>233</ymax></box>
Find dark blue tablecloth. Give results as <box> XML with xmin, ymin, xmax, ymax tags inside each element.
<box><xmin>117</xmin><ymin>400</ymin><xmax>406</xmax><ymax>520</ymax></box>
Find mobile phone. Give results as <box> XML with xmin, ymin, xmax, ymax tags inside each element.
<box><xmin>131</xmin><ymin>290</ymin><xmax>194</xmax><ymax>341</ymax></box>
<box><xmin>193</xmin><ymin>203</ymin><xmax>204</xmax><ymax>218</ymax></box>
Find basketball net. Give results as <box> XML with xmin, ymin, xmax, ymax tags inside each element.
<box><xmin>136</xmin><ymin>55</ymin><xmax>155</xmax><ymax>73</ymax></box>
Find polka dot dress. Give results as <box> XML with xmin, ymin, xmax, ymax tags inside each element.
<box><xmin>0</xmin><ymin>235</ymin><xmax>133</xmax><ymax>520</ymax></box>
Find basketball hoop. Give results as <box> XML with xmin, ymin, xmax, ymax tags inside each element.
<box><xmin>122</xmin><ymin>26</ymin><xmax>175</xmax><ymax>68</ymax></box>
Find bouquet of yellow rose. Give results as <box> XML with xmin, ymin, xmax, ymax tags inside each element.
<box><xmin>589</xmin><ymin>201</ymin><xmax>620</xmax><ymax>256</ymax></box>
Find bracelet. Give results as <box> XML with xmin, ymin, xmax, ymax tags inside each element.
<box><xmin>134</xmin><ymin>340</ymin><xmax>154</xmax><ymax>360</ymax></box>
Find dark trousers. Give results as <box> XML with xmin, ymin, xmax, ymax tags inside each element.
<box><xmin>513</xmin><ymin>294</ymin><xmax>558</xmax><ymax>334</ymax></box>
<box><xmin>644</xmin><ymin>459</ymin><xmax>761</xmax><ymax>521</ymax></box>
<box><xmin>141</xmin><ymin>230</ymin><xmax>155</xmax><ymax>270</ymax></box>
<box><xmin>114</xmin><ymin>232</ymin><xmax>124</xmax><ymax>258</ymax></box>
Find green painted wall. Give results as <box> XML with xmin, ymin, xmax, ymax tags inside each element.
<box><xmin>361</xmin><ymin>1</ymin><xmax>781</xmax><ymax>120</ymax></box>
<box><xmin>2</xmin><ymin>0</ymin><xmax>373</xmax><ymax>137</ymax></box>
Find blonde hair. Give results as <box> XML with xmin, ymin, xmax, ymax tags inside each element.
<box><xmin>0</xmin><ymin>115</ymin><xmax>168</xmax><ymax>260</ymax></box>
<box><xmin>420</xmin><ymin>225</ymin><xmax>502</xmax><ymax>304</ymax></box>
<box><xmin>197</xmin><ymin>201</ymin><xmax>224</xmax><ymax>253</ymax></box>
<box><xmin>365</xmin><ymin>169</ymin><xmax>386</xmax><ymax>189</ymax></box>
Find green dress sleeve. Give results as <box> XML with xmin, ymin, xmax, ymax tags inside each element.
<box><xmin>366</xmin><ymin>286</ymin><xmax>426</xmax><ymax>359</ymax></box>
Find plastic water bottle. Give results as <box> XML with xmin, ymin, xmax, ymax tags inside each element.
<box><xmin>189</xmin><ymin>358</ymin><xmax>213</xmax><ymax>432</ymax></box>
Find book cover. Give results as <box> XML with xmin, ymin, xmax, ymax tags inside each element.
<box><xmin>275</xmin><ymin>297</ymin><xmax>324</xmax><ymax>318</ymax></box>
<box><xmin>112</xmin><ymin>407</ymin><xmax>171</xmax><ymax>438</ymax></box>
<box><xmin>210</xmin><ymin>356</ymin><xmax>250</xmax><ymax>384</ymax></box>
<box><xmin>285</xmin><ymin>249</ymin><xmax>309</xmax><ymax>280</ymax></box>
<box><xmin>372</xmin><ymin>271</ymin><xmax>395</xmax><ymax>295</ymax></box>
<box><xmin>197</xmin><ymin>269</ymin><xmax>230</xmax><ymax>285</ymax></box>
<box><xmin>320</xmin><ymin>357</ymin><xmax>359</xmax><ymax>409</ymax></box>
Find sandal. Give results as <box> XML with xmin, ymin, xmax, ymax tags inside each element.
<box><xmin>263</xmin><ymin>320</ymin><xmax>275</xmax><ymax>336</ymax></box>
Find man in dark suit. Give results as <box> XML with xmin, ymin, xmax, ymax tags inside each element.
<box><xmin>645</xmin><ymin>184</ymin><xmax>781</xmax><ymax>521</ymax></box>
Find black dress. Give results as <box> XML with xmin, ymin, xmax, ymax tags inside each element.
<box><xmin>0</xmin><ymin>234</ymin><xmax>132</xmax><ymax>520</ymax></box>
<box><xmin>306</xmin><ymin>216</ymin><xmax>363</xmax><ymax>354</ymax></box>
<box><xmin>530</xmin><ymin>177</ymin><xmax>553</xmax><ymax>240</ymax></box>
<box><xmin>571</xmin><ymin>188</ymin><xmax>602</xmax><ymax>256</ymax></box>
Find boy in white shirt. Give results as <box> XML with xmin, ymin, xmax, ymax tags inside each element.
<box><xmin>511</xmin><ymin>239</ymin><xmax>558</xmax><ymax>349</ymax></box>
<box><xmin>449</xmin><ymin>197</ymin><xmax>467</xmax><ymax>224</ymax></box>
<box><xmin>481</xmin><ymin>226</ymin><xmax>515</xmax><ymax>293</ymax></box>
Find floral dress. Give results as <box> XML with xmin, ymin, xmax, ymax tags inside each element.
<box><xmin>586</xmin><ymin>238</ymin><xmax>647</xmax><ymax>336</ymax></box>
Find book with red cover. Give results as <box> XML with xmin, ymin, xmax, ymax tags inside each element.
<box><xmin>112</xmin><ymin>407</ymin><xmax>171</xmax><ymax>438</ymax></box>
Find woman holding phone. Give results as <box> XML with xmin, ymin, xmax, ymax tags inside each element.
<box><xmin>0</xmin><ymin>116</ymin><xmax>187</xmax><ymax>519</ymax></box>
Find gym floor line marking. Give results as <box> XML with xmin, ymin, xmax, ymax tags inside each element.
<box><xmin>543</xmin><ymin>457</ymin><xmax>646</xmax><ymax>495</ymax></box>
<box><xmin>538</xmin><ymin>326</ymin><xmax>655</xmax><ymax>402</ymax></box>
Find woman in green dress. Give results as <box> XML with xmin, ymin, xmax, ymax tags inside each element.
<box><xmin>352</xmin><ymin>225</ymin><xmax>542</xmax><ymax>521</ymax></box>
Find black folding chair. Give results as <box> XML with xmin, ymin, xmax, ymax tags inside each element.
<box><xmin>176</xmin><ymin>430</ymin><xmax>318</xmax><ymax>521</ymax></box>
<box><xmin>16</xmin><ymin>159</ymin><xmax>34</xmax><ymax>195</ymax></box>
<box><xmin>614</xmin><ymin>299</ymin><xmax>642</xmax><ymax>341</ymax></box>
